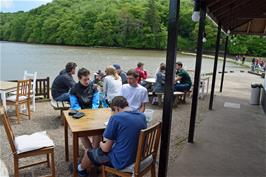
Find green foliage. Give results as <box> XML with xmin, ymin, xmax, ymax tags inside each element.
<box><xmin>0</xmin><ymin>0</ymin><xmax>265</xmax><ymax>56</ymax></box>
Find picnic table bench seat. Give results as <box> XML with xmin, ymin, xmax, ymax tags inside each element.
<box><xmin>149</xmin><ymin>91</ymin><xmax>191</xmax><ymax>107</ymax></box>
<box><xmin>50</xmin><ymin>100</ymin><xmax>70</xmax><ymax>121</ymax></box>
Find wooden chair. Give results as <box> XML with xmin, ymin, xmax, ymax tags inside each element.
<box><xmin>1</xmin><ymin>109</ymin><xmax>56</xmax><ymax>177</ymax></box>
<box><xmin>6</xmin><ymin>80</ymin><xmax>31</xmax><ymax>123</ymax></box>
<box><xmin>102</xmin><ymin>122</ymin><xmax>162</xmax><ymax>177</ymax></box>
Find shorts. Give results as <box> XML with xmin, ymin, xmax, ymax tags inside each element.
<box><xmin>87</xmin><ymin>148</ymin><xmax>112</xmax><ymax>167</ymax></box>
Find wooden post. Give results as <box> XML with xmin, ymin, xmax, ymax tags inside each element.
<box><xmin>158</xmin><ymin>0</ymin><xmax>180</xmax><ymax>176</ymax></box>
<box><xmin>188</xmin><ymin>0</ymin><xmax>206</xmax><ymax>143</ymax></box>
<box><xmin>220</xmin><ymin>36</ymin><xmax>229</xmax><ymax>92</ymax></box>
<box><xmin>209</xmin><ymin>24</ymin><xmax>221</xmax><ymax>110</ymax></box>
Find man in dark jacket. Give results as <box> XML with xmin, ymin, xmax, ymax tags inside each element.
<box><xmin>69</xmin><ymin>68</ymin><xmax>99</xmax><ymax>110</ymax></box>
<box><xmin>69</xmin><ymin>68</ymin><xmax>100</xmax><ymax>150</ymax></box>
<box><xmin>51</xmin><ymin>62</ymin><xmax>77</xmax><ymax>101</ymax></box>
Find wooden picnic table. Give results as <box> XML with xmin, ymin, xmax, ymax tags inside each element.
<box><xmin>63</xmin><ymin>108</ymin><xmax>112</xmax><ymax>177</ymax></box>
<box><xmin>0</xmin><ymin>81</ymin><xmax>17</xmax><ymax>109</ymax></box>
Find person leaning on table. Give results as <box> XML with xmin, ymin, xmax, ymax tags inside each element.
<box><xmin>70</xmin><ymin>96</ymin><xmax>147</xmax><ymax>177</ymax></box>
<box><xmin>69</xmin><ymin>67</ymin><xmax>100</xmax><ymax>150</ymax></box>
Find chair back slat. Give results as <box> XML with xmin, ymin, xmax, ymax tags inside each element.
<box><xmin>1</xmin><ymin>109</ymin><xmax>17</xmax><ymax>154</ymax></box>
<box><xmin>35</xmin><ymin>77</ymin><xmax>50</xmax><ymax>99</ymax></box>
<box><xmin>16</xmin><ymin>80</ymin><xmax>31</xmax><ymax>100</ymax></box>
<box><xmin>134</xmin><ymin>122</ymin><xmax>161</xmax><ymax>174</ymax></box>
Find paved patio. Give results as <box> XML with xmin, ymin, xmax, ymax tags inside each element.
<box><xmin>168</xmin><ymin>72</ymin><xmax>266</xmax><ymax>177</ymax></box>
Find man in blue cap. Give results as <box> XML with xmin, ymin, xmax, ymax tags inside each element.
<box><xmin>113</xmin><ymin>64</ymin><xmax>127</xmax><ymax>84</ymax></box>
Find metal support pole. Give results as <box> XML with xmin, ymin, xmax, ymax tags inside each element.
<box><xmin>188</xmin><ymin>0</ymin><xmax>206</xmax><ymax>143</ymax></box>
<box><xmin>220</xmin><ymin>36</ymin><xmax>229</xmax><ymax>92</ymax></box>
<box><xmin>158</xmin><ymin>0</ymin><xmax>180</xmax><ymax>176</ymax></box>
<box><xmin>209</xmin><ymin>24</ymin><xmax>221</xmax><ymax>110</ymax></box>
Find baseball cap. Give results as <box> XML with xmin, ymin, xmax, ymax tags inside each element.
<box><xmin>113</xmin><ymin>64</ymin><xmax>121</xmax><ymax>70</ymax></box>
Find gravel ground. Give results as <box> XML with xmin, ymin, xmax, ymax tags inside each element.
<box><xmin>0</xmin><ymin>95</ymin><xmax>209</xmax><ymax>177</ymax></box>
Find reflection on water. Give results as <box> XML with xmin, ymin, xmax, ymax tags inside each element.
<box><xmin>0</xmin><ymin>41</ymin><xmax>245</xmax><ymax>82</ymax></box>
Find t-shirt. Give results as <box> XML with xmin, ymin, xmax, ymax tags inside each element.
<box><xmin>177</xmin><ymin>69</ymin><xmax>192</xmax><ymax>86</ymax></box>
<box><xmin>51</xmin><ymin>72</ymin><xmax>76</xmax><ymax>99</ymax></box>
<box><xmin>120</xmin><ymin>84</ymin><xmax>149</xmax><ymax>111</ymax></box>
<box><xmin>135</xmin><ymin>67</ymin><xmax>148</xmax><ymax>84</ymax></box>
<box><xmin>103</xmin><ymin>75</ymin><xmax>122</xmax><ymax>102</ymax></box>
<box><xmin>103</xmin><ymin>111</ymin><xmax>147</xmax><ymax>170</ymax></box>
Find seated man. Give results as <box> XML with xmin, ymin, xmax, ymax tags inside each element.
<box><xmin>70</xmin><ymin>68</ymin><xmax>99</xmax><ymax>110</ymax></box>
<box><xmin>51</xmin><ymin>62</ymin><xmax>77</xmax><ymax>101</ymax></box>
<box><xmin>135</xmin><ymin>62</ymin><xmax>148</xmax><ymax>84</ymax></box>
<box><xmin>174</xmin><ymin>62</ymin><xmax>192</xmax><ymax>92</ymax></box>
<box><xmin>121</xmin><ymin>69</ymin><xmax>149</xmax><ymax>112</ymax></box>
<box><xmin>74</xmin><ymin>96</ymin><xmax>147</xmax><ymax>176</ymax></box>
<box><xmin>70</xmin><ymin>68</ymin><xmax>100</xmax><ymax>149</ymax></box>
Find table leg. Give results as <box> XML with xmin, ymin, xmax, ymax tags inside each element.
<box><xmin>0</xmin><ymin>91</ymin><xmax>7</xmax><ymax>110</ymax></box>
<box><xmin>73</xmin><ymin>133</ymin><xmax>78</xmax><ymax>177</ymax></box>
<box><xmin>64</xmin><ymin>117</ymin><xmax>69</xmax><ymax>161</ymax></box>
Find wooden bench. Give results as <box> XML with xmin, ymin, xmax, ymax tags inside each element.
<box><xmin>50</xmin><ymin>100</ymin><xmax>70</xmax><ymax>122</ymax></box>
<box><xmin>149</xmin><ymin>91</ymin><xmax>188</xmax><ymax>107</ymax></box>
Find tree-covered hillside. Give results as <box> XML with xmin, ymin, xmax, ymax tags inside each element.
<box><xmin>0</xmin><ymin>0</ymin><xmax>265</xmax><ymax>56</ymax></box>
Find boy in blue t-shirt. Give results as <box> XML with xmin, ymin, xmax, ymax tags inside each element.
<box><xmin>74</xmin><ymin>96</ymin><xmax>147</xmax><ymax>177</ymax></box>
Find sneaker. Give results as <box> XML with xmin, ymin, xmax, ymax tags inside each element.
<box><xmin>69</xmin><ymin>161</ymin><xmax>89</xmax><ymax>177</ymax></box>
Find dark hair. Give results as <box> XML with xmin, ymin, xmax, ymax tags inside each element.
<box><xmin>137</xmin><ymin>62</ymin><xmax>144</xmax><ymax>68</ymax></box>
<box><xmin>78</xmin><ymin>68</ymin><xmax>90</xmax><ymax>79</ymax></box>
<box><xmin>127</xmin><ymin>69</ymin><xmax>139</xmax><ymax>78</ymax></box>
<box><xmin>110</xmin><ymin>96</ymin><xmax>128</xmax><ymax>110</ymax></box>
<box><xmin>176</xmin><ymin>61</ymin><xmax>183</xmax><ymax>68</ymax></box>
<box><xmin>160</xmin><ymin>64</ymin><xmax>166</xmax><ymax>71</ymax></box>
<box><xmin>65</xmin><ymin>62</ymin><xmax>77</xmax><ymax>73</ymax></box>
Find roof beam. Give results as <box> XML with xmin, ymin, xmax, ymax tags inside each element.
<box><xmin>247</xmin><ymin>21</ymin><xmax>251</xmax><ymax>34</ymax></box>
<box><xmin>214</xmin><ymin>0</ymin><xmax>252</xmax><ymax>20</ymax></box>
<box><xmin>206</xmin><ymin>0</ymin><xmax>221</xmax><ymax>8</ymax></box>
<box><xmin>220</xmin><ymin>2</ymin><xmax>266</xmax><ymax>20</ymax></box>
<box><xmin>210</xmin><ymin>0</ymin><xmax>239</xmax><ymax>14</ymax></box>
<box><xmin>219</xmin><ymin>1</ymin><xmax>266</xmax><ymax>29</ymax></box>
<box><xmin>230</xmin><ymin>19</ymin><xmax>252</xmax><ymax>31</ymax></box>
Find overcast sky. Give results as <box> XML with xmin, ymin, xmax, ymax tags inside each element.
<box><xmin>1</xmin><ymin>0</ymin><xmax>53</xmax><ymax>12</ymax></box>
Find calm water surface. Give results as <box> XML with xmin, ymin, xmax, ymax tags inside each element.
<box><xmin>0</xmin><ymin>41</ymin><xmax>244</xmax><ymax>82</ymax></box>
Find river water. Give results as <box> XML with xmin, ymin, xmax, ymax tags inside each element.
<box><xmin>0</xmin><ymin>41</ymin><xmax>244</xmax><ymax>82</ymax></box>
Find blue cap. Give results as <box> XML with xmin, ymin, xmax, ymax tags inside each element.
<box><xmin>113</xmin><ymin>64</ymin><xmax>121</xmax><ymax>70</ymax></box>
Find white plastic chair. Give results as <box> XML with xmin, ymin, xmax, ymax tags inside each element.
<box><xmin>23</xmin><ymin>71</ymin><xmax>37</xmax><ymax>112</ymax></box>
